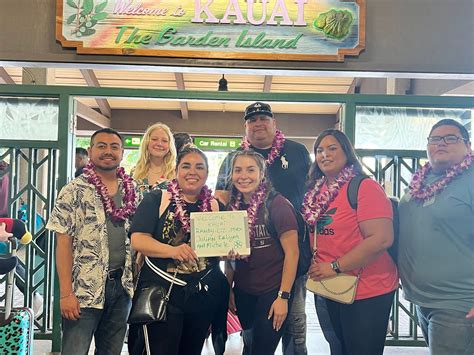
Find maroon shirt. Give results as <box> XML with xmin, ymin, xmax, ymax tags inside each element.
<box><xmin>234</xmin><ymin>194</ymin><xmax>297</xmax><ymax>295</ymax></box>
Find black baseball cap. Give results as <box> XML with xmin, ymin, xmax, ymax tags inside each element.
<box><xmin>244</xmin><ymin>102</ymin><xmax>273</xmax><ymax>121</ymax></box>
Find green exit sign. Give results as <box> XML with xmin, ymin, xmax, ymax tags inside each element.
<box><xmin>123</xmin><ymin>136</ymin><xmax>142</xmax><ymax>148</ymax></box>
<box><xmin>194</xmin><ymin>137</ymin><xmax>241</xmax><ymax>151</ymax></box>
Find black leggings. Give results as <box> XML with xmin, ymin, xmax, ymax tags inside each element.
<box><xmin>324</xmin><ymin>290</ymin><xmax>395</xmax><ymax>355</ymax></box>
<box><xmin>128</xmin><ymin>267</ymin><xmax>228</xmax><ymax>355</ymax></box>
<box><xmin>234</xmin><ymin>287</ymin><xmax>293</xmax><ymax>355</ymax></box>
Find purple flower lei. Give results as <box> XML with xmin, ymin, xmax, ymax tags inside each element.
<box><xmin>167</xmin><ymin>179</ymin><xmax>213</xmax><ymax>233</ymax></box>
<box><xmin>230</xmin><ymin>181</ymin><xmax>267</xmax><ymax>240</ymax></box>
<box><xmin>241</xmin><ymin>129</ymin><xmax>285</xmax><ymax>166</ymax></box>
<box><xmin>409</xmin><ymin>153</ymin><xmax>473</xmax><ymax>203</ymax></box>
<box><xmin>301</xmin><ymin>166</ymin><xmax>356</xmax><ymax>226</ymax></box>
<box><xmin>83</xmin><ymin>162</ymin><xmax>137</xmax><ymax>222</ymax></box>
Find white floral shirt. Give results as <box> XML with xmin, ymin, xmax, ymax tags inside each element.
<box><xmin>46</xmin><ymin>176</ymin><xmax>134</xmax><ymax>309</ymax></box>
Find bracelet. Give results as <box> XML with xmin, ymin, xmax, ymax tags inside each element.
<box><xmin>60</xmin><ymin>292</ymin><xmax>74</xmax><ymax>299</ymax></box>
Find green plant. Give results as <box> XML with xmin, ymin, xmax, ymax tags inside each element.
<box><xmin>66</xmin><ymin>0</ymin><xmax>108</xmax><ymax>37</ymax></box>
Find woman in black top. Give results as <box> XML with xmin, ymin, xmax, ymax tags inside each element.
<box><xmin>129</xmin><ymin>147</ymin><xmax>228</xmax><ymax>355</ymax></box>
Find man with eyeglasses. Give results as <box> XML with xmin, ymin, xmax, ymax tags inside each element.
<box><xmin>398</xmin><ymin>119</ymin><xmax>474</xmax><ymax>355</ymax></box>
<box><xmin>47</xmin><ymin>128</ymin><xmax>136</xmax><ymax>354</ymax></box>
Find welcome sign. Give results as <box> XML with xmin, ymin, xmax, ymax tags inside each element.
<box><xmin>56</xmin><ymin>0</ymin><xmax>365</xmax><ymax>61</ymax></box>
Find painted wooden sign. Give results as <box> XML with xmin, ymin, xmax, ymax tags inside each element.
<box><xmin>56</xmin><ymin>0</ymin><xmax>365</xmax><ymax>61</ymax></box>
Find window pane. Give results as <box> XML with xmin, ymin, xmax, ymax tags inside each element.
<box><xmin>0</xmin><ymin>97</ymin><xmax>59</xmax><ymax>141</ymax></box>
<box><xmin>355</xmin><ymin>106</ymin><xmax>472</xmax><ymax>150</ymax></box>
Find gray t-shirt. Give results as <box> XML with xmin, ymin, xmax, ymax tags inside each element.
<box><xmin>106</xmin><ymin>191</ymin><xmax>127</xmax><ymax>270</ymax></box>
<box><xmin>398</xmin><ymin>165</ymin><xmax>474</xmax><ymax>313</ymax></box>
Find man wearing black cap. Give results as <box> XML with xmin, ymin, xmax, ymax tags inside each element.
<box><xmin>216</xmin><ymin>102</ymin><xmax>311</xmax><ymax>355</ymax></box>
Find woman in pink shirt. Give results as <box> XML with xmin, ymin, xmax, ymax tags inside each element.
<box><xmin>302</xmin><ymin>129</ymin><xmax>398</xmax><ymax>355</ymax></box>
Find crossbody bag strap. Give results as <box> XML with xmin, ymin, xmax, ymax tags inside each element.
<box><xmin>144</xmin><ymin>256</ymin><xmax>187</xmax><ymax>286</ymax></box>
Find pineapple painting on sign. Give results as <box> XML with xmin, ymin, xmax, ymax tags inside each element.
<box><xmin>57</xmin><ymin>0</ymin><xmax>365</xmax><ymax>61</ymax></box>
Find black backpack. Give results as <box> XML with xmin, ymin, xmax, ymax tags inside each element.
<box><xmin>347</xmin><ymin>175</ymin><xmax>399</xmax><ymax>263</ymax></box>
<box><xmin>266</xmin><ymin>192</ymin><xmax>312</xmax><ymax>277</ymax></box>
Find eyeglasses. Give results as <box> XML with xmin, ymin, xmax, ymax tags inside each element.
<box><xmin>427</xmin><ymin>135</ymin><xmax>467</xmax><ymax>145</ymax></box>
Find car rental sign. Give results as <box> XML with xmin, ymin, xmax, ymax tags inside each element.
<box><xmin>56</xmin><ymin>0</ymin><xmax>365</xmax><ymax>61</ymax></box>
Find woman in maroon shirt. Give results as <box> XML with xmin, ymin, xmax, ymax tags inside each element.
<box><xmin>226</xmin><ymin>150</ymin><xmax>299</xmax><ymax>355</ymax></box>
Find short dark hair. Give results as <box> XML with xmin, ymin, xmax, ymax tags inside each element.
<box><xmin>307</xmin><ymin>129</ymin><xmax>363</xmax><ymax>187</ymax></box>
<box><xmin>90</xmin><ymin>128</ymin><xmax>123</xmax><ymax>146</ymax></box>
<box><xmin>176</xmin><ymin>146</ymin><xmax>209</xmax><ymax>172</ymax></box>
<box><xmin>75</xmin><ymin>147</ymin><xmax>88</xmax><ymax>157</ymax></box>
<box><xmin>173</xmin><ymin>132</ymin><xmax>193</xmax><ymax>154</ymax></box>
<box><xmin>429</xmin><ymin>119</ymin><xmax>470</xmax><ymax>142</ymax></box>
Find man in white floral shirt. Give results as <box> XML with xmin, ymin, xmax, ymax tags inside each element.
<box><xmin>47</xmin><ymin>128</ymin><xmax>136</xmax><ymax>355</ymax></box>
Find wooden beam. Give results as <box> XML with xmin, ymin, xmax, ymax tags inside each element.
<box><xmin>80</xmin><ymin>69</ymin><xmax>112</xmax><ymax>118</ymax></box>
<box><xmin>76</xmin><ymin>101</ymin><xmax>111</xmax><ymax>128</ymax></box>
<box><xmin>175</xmin><ymin>73</ymin><xmax>189</xmax><ymax>120</ymax></box>
<box><xmin>263</xmin><ymin>75</ymin><xmax>272</xmax><ymax>93</ymax></box>
<box><xmin>0</xmin><ymin>67</ymin><xmax>15</xmax><ymax>84</ymax></box>
<box><xmin>348</xmin><ymin>78</ymin><xmax>362</xmax><ymax>93</ymax></box>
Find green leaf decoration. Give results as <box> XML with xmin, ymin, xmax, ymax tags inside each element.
<box><xmin>66</xmin><ymin>14</ymin><xmax>77</xmax><ymax>25</ymax></box>
<box><xmin>67</xmin><ymin>0</ymin><xmax>78</xmax><ymax>9</ymax></box>
<box><xmin>92</xmin><ymin>12</ymin><xmax>108</xmax><ymax>21</ymax></box>
<box><xmin>82</xmin><ymin>0</ymin><xmax>94</xmax><ymax>15</ymax></box>
<box><xmin>95</xmin><ymin>1</ymin><xmax>108</xmax><ymax>13</ymax></box>
<box><xmin>82</xmin><ymin>28</ymin><xmax>96</xmax><ymax>37</ymax></box>
<box><xmin>326</xmin><ymin>208</ymin><xmax>337</xmax><ymax>215</ymax></box>
<box><xmin>313</xmin><ymin>9</ymin><xmax>353</xmax><ymax>40</ymax></box>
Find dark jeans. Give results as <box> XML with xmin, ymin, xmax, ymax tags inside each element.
<box><xmin>61</xmin><ymin>277</ymin><xmax>131</xmax><ymax>355</ymax></box>
<box><xmin>325</xmin><ymin>291</ymin><xmax>395</xmax><ymax>355</ymax></box>
<box><xmin>234</xmin><ymin>287</ymin><xmax>293</xmax><ymax>355</ymax></box>
<box><xmin>128</xmin><ymin>267</ymin><xmax>228</xmax><ymax>355</ymax></box>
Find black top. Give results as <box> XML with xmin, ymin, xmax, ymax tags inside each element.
<box><xmin>216</xmin><ymin>139</ymin><xmax>311</xmax><ymax>209</ymax></box>
<box><xmin>129</xmin><ymin>190</ymin><xmax>224</xmax><ymax>284</ymax></box>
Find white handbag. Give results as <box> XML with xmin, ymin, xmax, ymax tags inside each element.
<box><xmin>305</xmin><ymin>232</ymin><xmax>361</xmax><ymax>304</ymax></box>
<box><xmin>306</xmin><ymin>273</ymin><xmax>359</xmax><ymax>304</ymax></box>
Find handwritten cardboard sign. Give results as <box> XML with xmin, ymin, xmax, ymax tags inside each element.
<box><xmin>190</xmin><ymin>211</ymin><xmax>250</xmax><ymax>257</ymax></box>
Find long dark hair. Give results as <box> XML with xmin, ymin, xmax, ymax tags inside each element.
<box><xmin>228</xmin><ymin>150</ymin><xmax>275</xmax><ymax>225</ymax></box>
<box><xmin>307</xmin><ymin>129</ymin><xmax>363</xmax><ymax>188</ymax></box>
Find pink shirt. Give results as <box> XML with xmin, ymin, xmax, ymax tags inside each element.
<box><xmin>314</xmin><ymin>179</ymin><xmax>399</xmax><ymax>300</ymax></box>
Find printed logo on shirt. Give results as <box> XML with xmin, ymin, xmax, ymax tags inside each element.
<box><xmin>316</xmin><ymin>208</ymin><xmax>336</xmax><ymax>236</ymax></box>
<box><xmin>252</xmin><ymin>223</ymin><xmax>273</xmax><ymax>249</ymax></box>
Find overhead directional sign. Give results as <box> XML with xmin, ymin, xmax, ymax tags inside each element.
<box><xmin>123</xmin><ymin>135</ymin><xmax>142</xmax><ymax>148</ymax></box>
<box><xmin>194</xmin><ymin>137</ymin><xmax>241</xmax><ymax>151</ymax></box>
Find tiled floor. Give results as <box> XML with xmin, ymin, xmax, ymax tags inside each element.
<box><xmin>31</xmin><ymin>294</ymin><xmax>429</xmax><ymax>354</ymax></box>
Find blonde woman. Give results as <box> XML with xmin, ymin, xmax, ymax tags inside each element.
<box><xmin>133</xmin><ymin>123</ymin><xmax>177</xmax><ymax>200</ymax></box>
<box><xmin>129</xmin><ymin>123</ymin><xmax>177</xmax><ymax>355</ymax></box>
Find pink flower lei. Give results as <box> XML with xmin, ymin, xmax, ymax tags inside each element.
<box><xmin>241</xmin><ymin>129</ymin><xmax>285</xmax><ymax>166</ymax></box>
<box><xmin>167</xmin><ymin>179</ymin><xmax>213</xmax><ymax>233</ymax></box>
<box><xmin>301</xmin><ymin>166</ymin><xmax>356</xmax><ymax>226</ymax></box>
<box><xmin>83</xmin><ymin>162</ymin><xmax>136</xmax><ymax>222</ymax></box>
<box><xmin>230</xmin><ymin>181</ymin><xmax>267</xmax><ymax>240</ymax></box>
<box><xmin>409</xmin><ymin>153</ymin><xmax>473</xmax><ymax>203</ymax></box>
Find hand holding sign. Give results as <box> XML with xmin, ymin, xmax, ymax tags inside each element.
<box><xmin>191</xmin><ymin>211</ymin><xmax>250</xmax><ymax>257</ymax></box>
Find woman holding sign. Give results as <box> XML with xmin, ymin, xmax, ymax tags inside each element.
<box><xmin>129</xmin><ymin>146</ymin><xmax>229</xmax><ymax>355</ymax></box>
<box><xmin>226</xmin><ymin>150</ymin><xmax>299</xmax><ymax>355</ymax></box>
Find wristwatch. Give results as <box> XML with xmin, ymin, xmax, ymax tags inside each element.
<box><xmin>331</xmin><ymin>260</ymin><xmax>342</xmax><ymax>274</ymax></box>
<box><xmin>278</xmin><ymin>291</ymin><xmax>291</xmax><ymax>300</ymax></box>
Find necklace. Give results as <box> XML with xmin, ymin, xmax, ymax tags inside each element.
<box><xmin>83</xmin><ymin>162</ymin><xmax>136</xmax><ymax>222</ymax></box>
<box><xmin>409</xmin><ymin>153</ymin><xmax>473</xmax><ymax>203</ymax></box>
<box><xmin>301</xmin><ymin>166</ymin><xmax>356</xmax><ymax>226</ymax></box>
<box><xmin>230</xmin><ymin>182</ymin><xmax>267</xmax><ymax>240</ymax></box>
<box><xmin>167</xmin><ymin>179</ymin><xmax>213</xmax><ymax>233</ymax></box>
<box><xmin>241</xmin><ymin>129</ymin><xmax>285</xmax><ymax>166</ymax></box>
